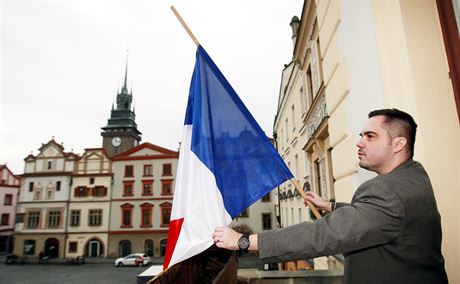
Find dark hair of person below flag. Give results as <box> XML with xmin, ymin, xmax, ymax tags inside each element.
<box><xmin>163</xmin><ymin>45</ymin><xmax>293</xmax><ymax>270</ymax></box>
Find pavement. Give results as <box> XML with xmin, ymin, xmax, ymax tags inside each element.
<box><xmin>0</xmin><ymin>253</ymin><xmax>165</xmax><ymax>265</ymax></box>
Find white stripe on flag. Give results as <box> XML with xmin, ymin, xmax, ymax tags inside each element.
<box><xmin>168</xmin><ymin>125</ymin><xmax>232</xmax><ymax>267</ymax></box>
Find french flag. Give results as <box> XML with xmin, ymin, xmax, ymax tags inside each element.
<box><xmin>163</xmin><ymin>46</ymin><xmax>293</xmax><ymax>269</ymax></box>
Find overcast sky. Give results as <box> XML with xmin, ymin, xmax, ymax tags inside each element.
<box><xmin>1</xmin><ymin>0</ymin><xmax>303</xmax><ymax>174</ymax></box>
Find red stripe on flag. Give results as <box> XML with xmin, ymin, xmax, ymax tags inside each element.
<box><xmin>163</xmin><ymin>217</ymin><xmax>184</xmax><ymax>269</ymax></box>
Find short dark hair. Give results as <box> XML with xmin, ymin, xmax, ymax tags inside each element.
<box><xmin>368</xmin><ymin>108</ymin><xmax>418</xmax><ymax>158</ymax></box>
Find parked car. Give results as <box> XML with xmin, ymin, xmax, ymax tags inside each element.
<box><xmin>114</xmin><ymin>253</ymin><xmax>151</xmax><ymax>267</ymax></box>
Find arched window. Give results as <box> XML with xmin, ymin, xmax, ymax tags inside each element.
<box><xmin>44</xmin><ymin>238</ymin><xmax>59</xmax><ymax>257</ymax></box>
<box><xmin>144</xmin><ymin>239</ymin><xmax>154</xmax><ymax>257</ymax></box>
<box><xmin>119</xmin><ymin>240</ymin><xmax>131</xmax><ymax>257</ymax></box>
<box><xmin>160</xmin><ymin>239</ymin><xmax>167</xmax><ymax>257</ymax></box>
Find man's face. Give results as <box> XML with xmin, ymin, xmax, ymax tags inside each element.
<box><xmin>356</xmin><ymin>116</ymin><xmax>394</xmax><ymax>174</ymax></box>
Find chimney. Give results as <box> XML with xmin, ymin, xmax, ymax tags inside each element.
<box><xmin>290</xmin><ymin>16</ymin><xmax>300</xmax><ymax>48</ymax></box>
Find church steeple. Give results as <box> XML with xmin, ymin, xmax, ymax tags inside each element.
<box><xmin>116</xmin><ymin>57</ymin><xmax>132</xmax><ymax>111</ymax></box>
<box><xmin>101</xmin><ymin>52</ymin><xmax>141</xmax><ymax>157</ymax></box>
<box><xmin>121</xmin><ymin>60</ymin><xmax>129</xmax><ymax>96</ymax></box>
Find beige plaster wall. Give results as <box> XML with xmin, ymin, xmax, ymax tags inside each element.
<box><xmin>372</xmin><ymin>1</ymin><xmax>460</xmax><ymax>281</ymax></box>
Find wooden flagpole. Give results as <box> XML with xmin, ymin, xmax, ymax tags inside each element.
<box><xmin>170</xmin><ymin>6</ymin><xmax>322</xmax><ymax>220</ymax></box>
<box><xmin>291</xmin><ymin>178</ymin><xmax>322</xmax><ymax>219</ymax></box>
<box><xmin>171</xmin><ymin>6</ymin><xmax>200</xmax><ymax>47</ymax></box>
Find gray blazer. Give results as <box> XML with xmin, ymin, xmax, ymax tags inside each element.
<box><xmin>258</xmin><ymin>159</ymin><xmax>448</xmax><ymax>284</ymax></box>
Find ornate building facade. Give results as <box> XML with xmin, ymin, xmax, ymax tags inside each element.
<box><xmin>12</xmin><ymin>62</ymin><xmax>180</xmax><ymax>260</ymax></box>
<box><xmin>0</xmin><ymin>164</ymin><xmax>21</xmax><ymax>253</ymax></box>
<box><xmin>66</xmin><ymin>148</ymin><xmax>112</xmax><ymax>258</ymax></box>
<box><xmin>109</xmin><ymin>143</ymin><xmax>178</xmax><ymax>258</ymax></box>
<box><xmin>13</xmin><ymin>140</ymin><xmax>78</xmax><ymax>258</ymax></box>
<box><xmin>274</xmin><ymin>0</ymin><xmax>459</xmax><ymax>280</ymax></box>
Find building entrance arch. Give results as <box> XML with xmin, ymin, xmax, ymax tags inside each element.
<box><xmin>44</xmin><ymin>238</ymin><xmax>59</xmax><ymax>257</ymax></box>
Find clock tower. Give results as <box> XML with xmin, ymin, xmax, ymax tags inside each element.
<box><xmin>101</xmin><ymin>63</ymin><xmax>141</xmax><ymax>157</ymax></box>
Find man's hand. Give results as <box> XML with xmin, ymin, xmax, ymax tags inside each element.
<box><xmin>213</xmin><ymin>227</ymin><xmax>241</xmax><ymax>250</ymax></box>
<box><xmin>304</xmin><ymin>191</ymin><xmax>332</xmax><ymax>212</ymax></box>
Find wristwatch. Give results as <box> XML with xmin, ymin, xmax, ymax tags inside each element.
<box><xmin>237</xmin><ymin>234</ymin><xmax>250</xmax><ymax>254</ymax></box>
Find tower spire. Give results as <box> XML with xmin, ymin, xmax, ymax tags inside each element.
<box><xmin>121</xmin><ymin>47</ymin><xmax>129</xmax><ymax>94</ymax></box>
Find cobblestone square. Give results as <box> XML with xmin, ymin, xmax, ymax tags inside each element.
<box><xmin>0</xmin><ymin>263</ymin><xmax>147</xmax><ymax>284</ymax></box>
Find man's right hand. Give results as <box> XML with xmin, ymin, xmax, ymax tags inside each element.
<box><xmin>304</xmin><ymin>191</ymin><xmax>332</xmax><ymax>212</ymax></box>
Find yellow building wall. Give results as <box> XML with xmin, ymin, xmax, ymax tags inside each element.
<box><xmin>372</xmin><ymin>1</ymin><xmax>460</xmax><ymax>282</ymax></box>
<box><xmin>315</xmin><ymin>0</ymin><xmax>459</xmax><ymax>281</ymax></box>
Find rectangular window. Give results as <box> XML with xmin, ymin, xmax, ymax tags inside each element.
<box><xmin>162</xmin><ymin>164</ymin><xmax>172</xmax><ymax>176</ymax></box>
<box><xmin>291</xmin><ymin>105</ymin><xmax>296</xmax><ymax>131</ymax></box>
<box><xmin>24</xmin><ymin>240</ymin><xmax>36</xmax><ymax>255</ymax></box>
<box><xmin>88</xmin><ymin>209</ymin><xmax>102</xmax><ymax>226</ymax></box>
<box><xmin>315</xmin><ymin>159</ymin><xmax>324</xmax><ymax>198</ymax></box>
<box><xmin>300</xmin><ymin>86</ymin><xmax>307</xmax><ymax>115</ymax></box>
<box><xmin>74</xmin><ymin>186</ymin><xmax>88</xmax><ymax>197</ymax></box>
<box><xmin>122</xmin><ymin>209</ymin><xmax>132</xmax><ymax>227</ymax></box>
<box><xmin>261</xmin><ymin>193</ymin><xmax>271</xmax><ymax>202</ymax></box>
<box><xmin>1</xmin><ymin>214</ymin><xmax>9</xmax><ymax>225</ymax></box>
<box><xmin>69</xmin><ymin>242</ymin><xmax>78</xmax><ymax>253</ymax></box>
<box><xmin>142</xmin><ymin>208</ymin><xmax>152</xmax><ymax>227</ymax></box>
<box><xmin>70</xmin><ymin>210</ymin><xmax>80</xmax><ymax>227</ymax></box>
<box><xmin>306</xmin><ymin>67</ymin><xmax>314</xmax><ymax>107</ymax></box>
<box><xmin>15</xmin><ymin>213</ymin><xmax>25</xmax><ymax>223</ymax></box>
<box><xmin>143</xmin><ymin>165</ymin><xmax>153</xmax><ymax>176</ymax></box>
<box><xmin>161</xmin><ymin>180</ymin><xmax>173</xmax><ymax>195</ymax></box>
<box><xmin>311</xmin><ymin>37</ymin><xmax>323</xmax><ymax>97</ymax></box>
<box><xmin>123</xmin><ymin>182</ymin><xmax>134</xmax><ymax>196</ymax></box>
<box><xmin>48</xmin><ymin>210</ymin><xmax>61</xmax><ymax>228</ymax></box>
<box><xmin>93</xmin><ymin>186</ymin><xmax>107</xmax><ymax>197</ymax></box>
<box><xmin>262</xmin><ymin>213</ymin><xmax>272</xmax><ymax>230</ymax></box>
<box><xmin>89</xmin><ymin>177</ymin><xmax>95</xmax><ymax>184</ymax></box>
<box><xmin>27</xmin><ymin>211</ymin><xmax>40</xmax><ymax>228</ymax></box>
<box><xmin>142</xmin><ymin>181</ymin><xmax>153</xmax><ymax>196</ymax></box>
<box><xmin>47</xmin><ymin>161</ymin><xmax>52</xmax><ymax>170</ymax></box>
<box><xmin>161</xmin><ymin>208</ymin><xmax>171</xmax><ymax>226</ymax></box>
<box><xmin>29</xmin><ymin>182</ymin><xmax>34</xmax><ymax>192</ymax></box>
<box><xmin>4</xmin><ymin>194</ymin><xmax>13</xmax><ymax>205</ymax></box>
<box><xmin>124</xmin><ymin>165</ymin><xmax>134</xmax><ymax>177</ymax></box>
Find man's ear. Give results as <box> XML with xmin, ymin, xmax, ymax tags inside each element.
<box><xmin>393</xmin><ymin>137</ymin><xmax>407</xmax><ymax>153</ymax></box>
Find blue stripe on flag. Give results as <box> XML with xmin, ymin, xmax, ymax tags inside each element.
<box><xmin>185</xmin><ymin>46</ymin><xmax>293</xmax><ymax>218</ymax></box>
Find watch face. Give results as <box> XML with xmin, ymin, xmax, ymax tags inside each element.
<box><xmin>238</xmin><ymin>235</ymin><xmax>250</xmax><ymax>250</ymax></box>
<box><xmin>112</xmin><ymin>137</ymin><xmax>121</xmax><ymax>147</ymax></box>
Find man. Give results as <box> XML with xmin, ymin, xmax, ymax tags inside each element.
<box><xmin>213</xmin><ymin>109</ymin><xmax>448</xmax><ymax>283</ymax></box>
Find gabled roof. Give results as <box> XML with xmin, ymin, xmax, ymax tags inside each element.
<box><xmin>111</xmin><ymin>142</ymin><xmax>178</xmax><ymax>161</ymax></box>
<box><xmin>0</xmin><ymin>164</ymin><xmax>21</xmax><ymax>182</ymax></box>
<box><xmin>25</xmin><ymin>139</ymin><xmax>79</xmax><ymax>161</ymax></box>
<box><xmin>0</xmin><ymin>164</ymin><xmax>18</xmax><ymax>177</ymax></box>
<box><xmin>38</xmin><ymin>139</ymin><xmax>65</xmax><ymax>152</ymax></box>
<box><xmin>78</xmin><ymin>148</ymin><xmax>110</xmax><ymax>161</ymax></box>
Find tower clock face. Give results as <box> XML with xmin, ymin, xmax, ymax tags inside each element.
<box><xmin>112</xmin><ymin>137</ymin><xmax>121</xmax><ymax>147</ymax></box>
